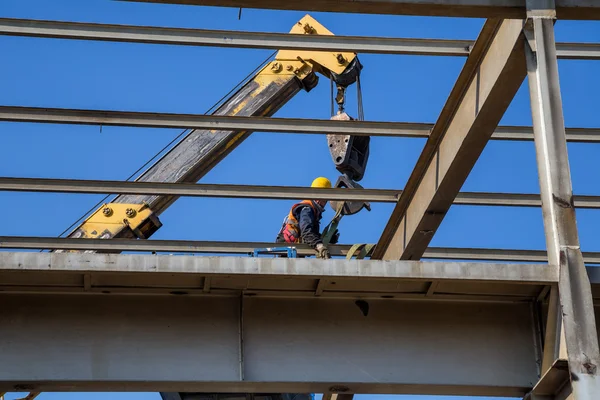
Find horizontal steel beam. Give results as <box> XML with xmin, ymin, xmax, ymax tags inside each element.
<box><xmin>122</xmin><ymin>0</ymin><xmax>600</xmax><ymax>20</ymax></box>
<box><xmin>0</xmin><ymin>106</ymin><xmax>429</xmax><ymax>137</ymax></box>
<box><xmin>493</xmin><ymin>126</ymin><xmax>600</xmax><ymax>143</ymax></box>
<box><xmin>556</xmin><ymin>42</ymin><xmax>600</xmax><ymax>60</ymax></box>
<box><xmin>0</xmin><ymin>291</ymin><xmax>539</xmax><ymax>396</ymax></box>
<box><xmin>2</xmin><ymin>237</ymin><xmax>600</xmax><ymax>264</ymax></box>
<box><xmin>2</xmin><ymin>177</ymin><xmax>600</xmax><ymax>208</ymax></box>
<box><xmin>0</xmin><ymin>17</ymin><xmax>472</xmax><ymax>56</ymax></box>
<box><xmin>0</xmin><ymin>18</ymin><xmax>597</xmax><ymax>59</ymax></box>
<box><xmin>0</xmin><ymin>236</ymin><xmax>353</xmax><ymax>256</ymax></box>
<box><xmin>455</xmin><ymin>192</ymin><xmax>600</xmax><ymax>209</ymax></box>
<box><xmin>1</xmin><ymin>106</ymin><xmax>599</xmax><ymax>143</ymax></box>
<box><xmin>423</xmin><ymin>248</ymin><xmax>600</xmax><ymax>265</ymax></box>
<box><xmin>0</xmin><ymin>177</ymin><xmax>401</xmax><ymax>202</ymax></box>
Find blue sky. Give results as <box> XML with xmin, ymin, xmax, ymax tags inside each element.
<box><xmin>1</xmin><ymin>1</ymin><xmax>599</xmax><ymax>399</ymax></box>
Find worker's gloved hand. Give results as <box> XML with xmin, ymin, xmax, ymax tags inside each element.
<box><xmin>329</xmin><ymin>229</ymin><xmax>340</xmax><ymax>245</ymax></box>
<box><xmin>315</xmin><ymin>243</ymin><xmax>331</xmax><ymax>259</ymax></box>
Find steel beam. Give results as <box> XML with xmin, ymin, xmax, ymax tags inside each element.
<box><xmin>373</xmin><ymin>19</ymin><xmax>527</xmax><ymax>260</ymax></box>
<box><xmin>0</xmin><ymin>291</ymin><xmax>539</xmax><ymax>396</ymax></box>
<box><xmin>424</xmin><ymin>247</ymin><xmax>600</xmax><ymax>264</ymax></box>
<box><xmin>0</xmin><ymin>17</ymin><xmax>472</xmax><ymax>56</ymax></box>
<box><xmin>2</xmin><ymin>237</ymin><xmax>600</xmax><ymax>265</ymax></box>
<box><xmin>525</xmin><ymin>4</ymin><xmax>600</xmax><ymax>397</ymax></box>
<box><xmin>0</xmin><ymin>106</ymin><xmax>428</xmax><ymax>138</ymax></box>
<box><xmin>122</xmin><ymin>0</ymin><xmax>600</xmax><ymax>20</ymax></box>
<box><xmin>0</xmin><ymin>255</ymin><xmax>552</xmax><ymax>397</ymax></box>
<box><xmin>0</xmin><ymin>236</ymin><xmax>353</xmax><ymax>256</ymax></box>
<box><xmin>2</xmin><ymin>106</ymin><xmax>600</xmax><ymax>143</ymax></box>
<box><xmin>4</xmin><ymin>177</ymin><xmax>600</xmax><ymax>208</ymax></box>
<box><xmin>556</xmin><ymin>42</ymin><xmax>600</xmax><ymax>60</ymax></box>
<box><xmin>1</xmin><ymin>18</ymin><xmax>598</xmax><ymax>59</ymax></box>
<box><xmin>493</xmin><ymin>126</ymin><xmax>600</xmax><ymax>143</ymax></box>
<box><xmin>0</xmin><ymin>177</ymin><xmax>402</xmax><ymax>203</ymax></box>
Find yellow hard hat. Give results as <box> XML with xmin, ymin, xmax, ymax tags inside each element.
<box><xmin>311</xmin><ymin>177</ymin><xmax>332</xmax><ymax>189</ymax></box>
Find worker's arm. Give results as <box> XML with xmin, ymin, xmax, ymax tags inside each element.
<box><xmin>297</xmin><ymin>207</ymin><xmax>323</xmax><ymax>249</ymax></box>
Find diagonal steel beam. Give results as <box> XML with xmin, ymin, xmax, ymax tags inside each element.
<box><xmin>372</xmin><ymin>19</ymin><xmax>528</xmax><ymax>260</ymax></box>
<box><xmin>121</xmin><ymin>0</ymin><xmax>600</xmax><ymax>20</ymax></box>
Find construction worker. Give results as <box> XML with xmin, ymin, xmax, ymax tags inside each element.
<box><xmin>276</xmin><ymin>177</ymin><xmax>339</xmax><ymax>259</ymax></box>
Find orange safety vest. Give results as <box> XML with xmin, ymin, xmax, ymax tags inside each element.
<box><xmin>278</xmin><ymin>200</ymin><xmax>322</xmax><ymax>243</ymax></box>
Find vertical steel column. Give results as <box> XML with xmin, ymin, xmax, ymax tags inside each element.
<box><xmin>526</xmin><ymin>1</ymin><xmax>600</xmax><ymax>398</ymax></box>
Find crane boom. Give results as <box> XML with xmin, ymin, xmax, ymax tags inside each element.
<box><xmin>113</xmin><ymin>70</ymin><xmax>304</xmax><ymax>214</ymax></box>
<box><xmin>63</xmin><ymin>14</ymin><xmax>361</xmax><ymax>243</ymax></box>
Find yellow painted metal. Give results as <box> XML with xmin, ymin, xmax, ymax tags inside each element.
<box><xmin>257</xmin><ymin>14</ymin><xmax>358</xmax><ymax>82</ymax></box>
<box><xmin>76</xmin><ymin>203</ymin><xmax>159</xmax><ymax>240</ymax></box>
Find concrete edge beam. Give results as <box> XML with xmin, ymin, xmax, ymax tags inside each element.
<box><xmin>0</xmin><ymin>251</ymin><xmax>557</xmax><ymax>284</ymax></box>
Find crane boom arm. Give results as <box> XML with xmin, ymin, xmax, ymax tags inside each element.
<box><xmin>113</xmin><ymin>70</ymin><xmax>304</xmax><ymax>214</ymax></box>
<box><xmin>63</xmin><ymin>15</ymin><xmax>361</xmax><ymax>242</ymax></box>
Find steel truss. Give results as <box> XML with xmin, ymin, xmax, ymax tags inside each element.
<box><xmin>2</xmin><ymin>1</ymin><xmax>600</xmax><ymax>399</ymax></box>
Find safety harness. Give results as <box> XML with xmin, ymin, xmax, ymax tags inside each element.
<box><xmin>278</xmin><ymin>200</ymin><xmax>323</xmax><ymax>244</ymax></box>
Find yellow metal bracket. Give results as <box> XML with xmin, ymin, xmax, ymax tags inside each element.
<box><xmin>75</xmin><ymin>203</ymin><xmax>162</xmax><ymax>240</ymax></box>
<box><xmin>257</xmin><ymin>14</ymin><xmax>359</xmax><ymax>84</ymax></box>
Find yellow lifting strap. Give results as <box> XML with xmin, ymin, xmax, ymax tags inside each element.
<box><xmin>321</xmin><ymin>201</ymin><xmax>344</xmax><ymax>245</ymax></box>
<box><xmin>346</xmin><ymin>243</ymin><xmax>376</xmax><ymax>260</ymax></box>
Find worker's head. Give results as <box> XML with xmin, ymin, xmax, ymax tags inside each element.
<box><xmin>311</xmin><ymin>177</ymin><xmax>331</xmax><ymax>207</ymax></box>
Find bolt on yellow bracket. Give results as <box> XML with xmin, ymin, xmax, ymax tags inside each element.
<box><xmin>257</xmin><ymin>14</ymin><xmax>360</xmax><ymax>86</ymax></box>
<box><xmin>73</xmin><ymin>203</ymin><xmax>162</xmax><ymax>240</ymax></box>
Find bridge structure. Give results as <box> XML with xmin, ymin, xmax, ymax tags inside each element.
<box><xmin>1</xmin><ymin>1</ymin><xmax>600</xmax><ymax>400</ymax></box>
